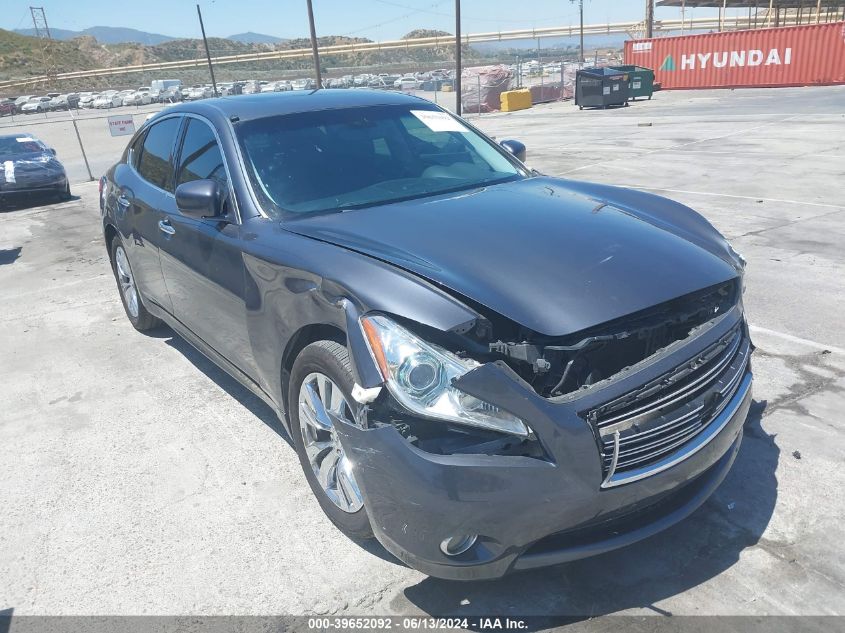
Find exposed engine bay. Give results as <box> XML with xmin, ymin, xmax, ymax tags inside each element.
<box><xmin>482</xmin><ymin>280</ymin><xmax>739</xmax><ymax>398</ymax></box>
<box><xmin>420</xmin><ymin>279</ymin><xmax>740</xmax><ymax>400</ymax></box>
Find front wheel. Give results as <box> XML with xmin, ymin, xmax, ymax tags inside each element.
<box><xmin>110</xmin><ymin>237</ymin><xmax>160</xmax><ymax>331</ymax></box>
<box><xmin>57</xmin><ymin>182</ymin><xmax>71</xmax><ymax>201</ymax></box>
<box><xmin>289</xmin><ymin>340</ymin><xmax>373</xmax><ymax>539</ymax></box>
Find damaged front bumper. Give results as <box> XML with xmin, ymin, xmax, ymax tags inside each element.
<box><xmin>334</xmin><ymin>309</ymin><xmax>752</xmax><ymax>580</ymax></box>
<box><xmin>1</xmin><ymin>158</ymin><xmax>67</xmax><ymax>199</ymax></box>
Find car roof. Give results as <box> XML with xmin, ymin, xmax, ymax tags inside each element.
<box><xmin>0</xmin><ymin>134</ymin><xmax>42</xmax><ymax>142</ymax></box>
<box><xmin>157</xmin><ymin>89</ymin><xmax>432</xmax><ymax>124</ymax></box>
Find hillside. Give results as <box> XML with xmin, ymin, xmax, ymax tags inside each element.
<box><xmin>0</xmin><ymin>29</ymin><xmax>97</xmax><ymax>81</ymax></box>
<box><xmin>0</xmin><ymin>28</ymin><xmax>484</xmax><ymax>92</ymax></box>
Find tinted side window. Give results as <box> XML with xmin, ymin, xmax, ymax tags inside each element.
<box><xmin>137</xmin><ymin>117</ymin><xmax>181</xmax><ymax>191</ymax></box>
<box><xmin>176</xmin><ymin>119</ymin><xmax>227</xmax><ymax>188</ymax></box>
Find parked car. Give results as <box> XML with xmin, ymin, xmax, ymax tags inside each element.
<box><xmin>100</xmin><ymin>91</ymin><xmax>750</xmax><ymax>581</ymax></box>
<box><xmin>184</xmin><ymin>85</ymin><xmax>213</xmax><ymax>101</ymax></box>
<box><xmin>160</xmin><ymin>87</ymin><xmax>183</xmax><ymax>103</ymax></box>
<box><xmin>93</xmin><ymin>92</ymin><xmax>122</xmax><ymax>109</ymax></box>
<box><xmin>49</xmin><ymin>93</ymin><xmax>80</xmax><ymax>110</ymax></box>
<box><xmin>20</xmin><ymin>96</ymin><xmax>53</xmax><ymax>114</ymax></box>
<box><xmin>393</xmin><ymin>75</ymin><xmax>421</xmax><ymax>90</ymax></box>
<box><xmin>123</xmin><ymin>91</ymin><xmax>152</xmax><ymax>106</ymax></box>
<box><xmin>13</xmin><ymin>95</ymin><xmax>34</xmax><ymax>113</ymax></box>
<box><xmin>78</xmin><ymin>93</ymin><xmax>98</xmax><ymax>108</ymax></box>
<box><xmin>367</xmin><ymin>77</ymin><xmax>391</xmax><ymax>89</ymax></box>
<box><xmin>0</xmin><ymin>99</ymin><xmax>15</xmax><ymax>117</ymax></box>
<box><xmin>290</xmin><ymin>78</ymin><xmax>314</xmax><ymax>91</ymax></box>
<box><xmin>0</xmin><ymin>134</ymin><xmax>70</xmax><ymax>203</ymax></box>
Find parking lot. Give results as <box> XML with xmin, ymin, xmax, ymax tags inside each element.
<box><xmin>1</xmin><ymin>85</ymin><xmax>845</xmax><ymax>620</ymax></box>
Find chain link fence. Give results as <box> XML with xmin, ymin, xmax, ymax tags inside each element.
<box><xmin>0</xmin><ymin>59</ymin><xmax>587</xmax><ymax>186</ymax></box>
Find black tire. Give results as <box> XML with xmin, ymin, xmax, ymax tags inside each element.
<box><xmin>57</xmin><ymin>182</ymin><xmax>71</xmax><ymax>202</ymax></box>
<box><xmin>288</xmin><ymin>340</ymin><xmax>373</xmax><ymax>539</ymax></box>
<box><xmin>109</xmin><ymin>237</ymin><xmax>160</xmax><ymax>331</ymax></box>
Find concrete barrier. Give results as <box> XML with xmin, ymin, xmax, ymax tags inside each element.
<box><xmin>500</xmin><ymin>89</ymin><xmax>532</xmax><ymax>112</ymax></box>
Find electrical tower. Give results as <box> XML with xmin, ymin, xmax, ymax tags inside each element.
<box><xmin>29</xmin><ymin>6</ymin><xmax>52</xmax><ymax>40</ymax></box>
<box><xmin>29</xmin><ymin>6</ymin><xmax>59</xmax><ymax>89</ymax></box>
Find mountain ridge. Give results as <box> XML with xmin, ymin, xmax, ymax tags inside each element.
<box><xmin>14</xmin><ymin>26</ymin><xmax>177</xmax><ymax>45</ymax></box>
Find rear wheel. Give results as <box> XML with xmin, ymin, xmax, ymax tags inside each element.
<box><xmin>289</xmin><ymin>340</ymin><xmax>373</xmax><ymax>539</ymax></box>
<box><xmin>110</xmin><ymin>237</ymin><xmax>160</xmax><ymax>331</ymax></box>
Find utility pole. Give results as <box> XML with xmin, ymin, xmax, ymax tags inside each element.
<box><xmin>196</xmin><ymin>4</ymin><xmax>218</xmax><ymax>97</ymax></box>
<box><xmin>306</xmin><ymin>0</ymin><xmax>322</xmax><ymax>88</ymax></box>
<box><xmin>455</xmin><ymin>0</ymin><xmax>462</xmax><ymax>115</ymax></box>
<box><xmin>570</xmin><ymin>0</ymin><xmax>585</xmax><ymax>63</ymax></box>
<box><xmin>645</xmin><ymin>0</ymin><xmax>654</xmax><ymax>39</ymax></box>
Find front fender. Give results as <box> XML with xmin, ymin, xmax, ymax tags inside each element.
<box><xmin>240</xmin><ymin>228</ymin><xmax>484</xmax><ymax>414</ymax></box>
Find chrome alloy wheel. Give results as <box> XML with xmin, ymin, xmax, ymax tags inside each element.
<box><xmin>114</xmin><ymin>245</ymin><xmax>139</xmax><ymax>318</ymax></box>
<box><xmin>297</xmin><ymin>372</ymin><xmax>364</xmax><ymax>513</ymax></box>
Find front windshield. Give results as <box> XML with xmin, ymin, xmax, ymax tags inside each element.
<box><xmin>237</xmin><ymin>104</ymin><xmax>524</xmax><ymax>216</ymax></box>
<box><xmin>0</xmin><ymin>137</ymin><xmax>44</xmax><ymax>157</ymax></box>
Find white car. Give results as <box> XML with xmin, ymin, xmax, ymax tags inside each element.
<box><xmin>123</xmin><ymin>91</ymin><xmax>152</xmax><ymax>106</ymax></box>
<box><xmin>393</xmin><ymin>76</ymin><xmax>421</xmax><ymax>90</ymax></box>
<box><xmin>79</xmin><ymin>93</ymin><xmax>98</xmax><ymax>108</ymax></box>
<box><xmin>93</xmin><ymin>92</ymin><xmax>122</xmax><ymax>109</ymax></box>
<box><xmin>185</xmin><ymin>86</ymin><xmax>213</xmax><ymax>100</ymax></box>
<box><xmin>291</xmin><ymin>78</ymin><xmax>314</xmax><ymax>91</ymax></box>
<box><xmin>20</xmin><ymin>97</ymin><xmax>52</xmax><ymax>114</ymax></box>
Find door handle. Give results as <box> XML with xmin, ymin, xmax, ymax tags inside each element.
<box><xmin>158</xmin><ymin>219</ymin><xmax>175</xmax><ymax>235</ymax></box>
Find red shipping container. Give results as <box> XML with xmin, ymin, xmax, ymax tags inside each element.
<box><xmin>624</xmin><ymin>22</ymin><xmax>845</xmax><ymax>90</ymax></box>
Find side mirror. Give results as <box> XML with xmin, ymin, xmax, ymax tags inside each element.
<box><xmin>175</xmin><ymin>179</ymin><xmax>226</xmax><ymax>220</ymax></box>
<box><xmin>500</xmin><ymin>139</ymin><xmax>527</xmax><ymax>162</ymax></box>
<box><xmin>49</xmin><ymin>147</ymin><xmax>57</xmax><ymax>156</ymax></box>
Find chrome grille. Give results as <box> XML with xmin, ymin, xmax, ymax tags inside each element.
<box><xmin>584</xmin><ymin>322</ymin><xmax>751</xmax><ymax>486</ymax></box>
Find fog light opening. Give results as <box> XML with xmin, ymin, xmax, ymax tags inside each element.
<box><xmin>440</xmin><ymin>534</ymin><xmax>478</xmax><ymax>557</ymax></box>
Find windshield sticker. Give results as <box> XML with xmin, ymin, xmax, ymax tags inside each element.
<box><xmin>4</xmin><ymin>160</ymin><xmax>15</xmax><ymax>183</ymax></box>
<box><xmin>410</xmin><ymin>110</ymin><xmax>468</xmax><ymax>133</ymax></box>
<box><xmin>15</xmin><ymin>137</ymin><xmax>35</xmax><ymax>143</ymax></box>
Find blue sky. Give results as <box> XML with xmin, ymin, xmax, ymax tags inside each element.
<box><xmin>1</xmin><ymin>1</ymin><xmax>732</xmax><ymax>40</ymax></box>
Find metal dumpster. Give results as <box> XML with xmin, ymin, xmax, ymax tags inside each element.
<box><xmin>575</xmin><ymin>67</ymin><xmax>630</xmax><ymax>110</ymax></box>
<box><xmin>610</xmin><ymin>65</ymin><xmax>655</xmax><ymax>100</ymax></box>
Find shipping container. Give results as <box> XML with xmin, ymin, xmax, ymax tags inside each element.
<box><xmin>624</xmin><ymin>21</ymin><xmax>845</xmax><ymax>90</ymax></box>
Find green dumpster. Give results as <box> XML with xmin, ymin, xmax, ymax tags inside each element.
<box><xmin>610</xmin><ymin>65</ymin><xmax>655</xmax><ymax>100</ymax></box>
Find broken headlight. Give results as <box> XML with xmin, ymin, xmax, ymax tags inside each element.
<box><xmin>360</xmin><ymin>315</ymin><xmax>530</xmax><ymax>437</ymax></box>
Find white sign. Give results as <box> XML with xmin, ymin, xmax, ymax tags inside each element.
<box><xmin>410</xmin><ymin>110</ymin><xmax>468</xmax><ymax>133</ymax></box>
<box><xmin>108</xmin><ymin>115</ymin><xmax>136</xmax><ymax>137</ymax></box>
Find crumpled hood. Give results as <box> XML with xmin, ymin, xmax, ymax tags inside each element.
<box><xmin>283</xmin><ymin>176</ymin><xmax>740</xmax><ymax>336</ymax></box>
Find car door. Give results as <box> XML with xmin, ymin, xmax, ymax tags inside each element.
<box><xmin>117</xmin><ymin>116</ymin><xmax>183</xmax><ymax>313</ymax></box>
<box><xmin>158</xmin><ymin>115</ymin><xmax>255</xmax><ymax>375</ymax></box>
